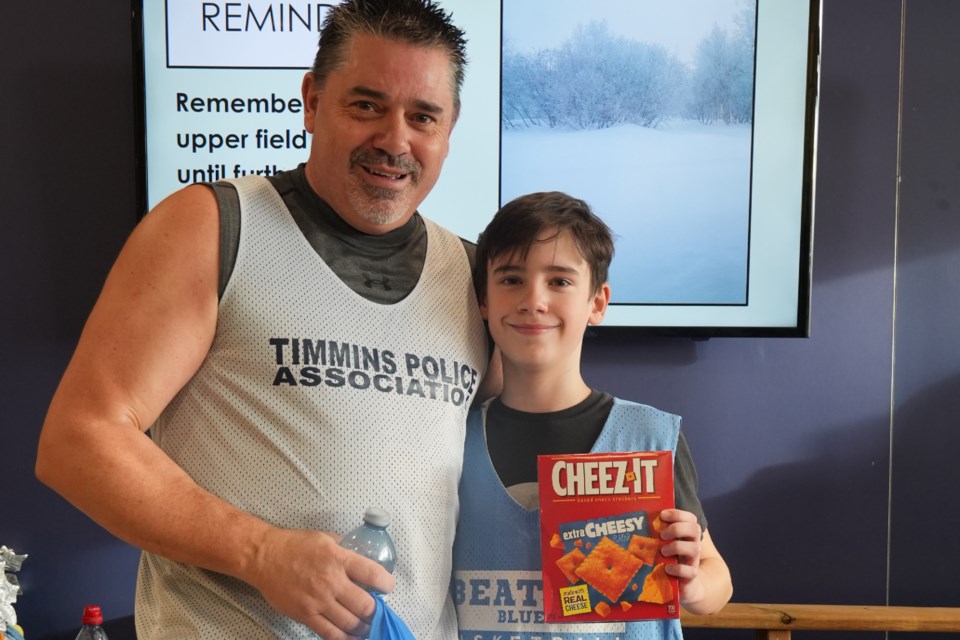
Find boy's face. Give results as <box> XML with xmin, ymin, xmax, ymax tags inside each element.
<box><xmin>482</xmin><ymin>229</ymin><xmax>610</xmax><ymax>374</ymax></box>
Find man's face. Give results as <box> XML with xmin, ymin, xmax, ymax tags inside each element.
<box><xmin>301</xmin><ymin>34</ymin><xmax>456</xmax><ymax>234</ymax></box>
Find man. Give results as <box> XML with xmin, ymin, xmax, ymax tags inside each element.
<box><xmin>35</xmin><ymin>1</ymin><xmax>493</xmax><ymax>639</ymax></box>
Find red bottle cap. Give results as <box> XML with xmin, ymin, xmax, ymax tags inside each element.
<box><xmin>81</xmin><ymin>605</ymin><xmax>103</xmax><ymax>625</ymax></box>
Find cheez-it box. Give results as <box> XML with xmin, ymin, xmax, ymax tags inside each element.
<box><xmin>537</xmin><ymin>450</ymin><xmax>679</xmax><ymax>623</ymax></box>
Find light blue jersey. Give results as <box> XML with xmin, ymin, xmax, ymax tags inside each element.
<box><xmin>452</xmin><ymin>398</ymin><xmax>683</xmax><ymax>640</ymax></box>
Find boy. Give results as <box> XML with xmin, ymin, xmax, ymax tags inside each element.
<box><xmin>452</xmin><ymin>191</ymin><xmax>732</xmax><ymax>639</ymax></box>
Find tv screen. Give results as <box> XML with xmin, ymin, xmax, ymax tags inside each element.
<box><xmin>133</xmin><ymin>0</ymin><xmax>819</xmax><ymax>337</ymax></box>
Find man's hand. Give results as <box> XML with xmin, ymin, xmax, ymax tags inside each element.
<box><xmin>247</xmin><ymin>528</ymin><xmax>396</xmax><ymax>640</ymax></box>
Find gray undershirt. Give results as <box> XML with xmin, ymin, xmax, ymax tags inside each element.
<box><xmin>209</xmin><ymin>164</ymin><xmax>476</xmax><ymax>303</ymax></box>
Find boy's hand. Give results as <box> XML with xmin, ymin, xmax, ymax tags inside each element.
<box><xmin>656</xmin><ymin>508</ymin><xmax>706</xmax><ymax>606</ymax></box>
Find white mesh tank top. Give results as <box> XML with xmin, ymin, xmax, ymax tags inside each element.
<box><xmin>136</xmin><ymin>175</ymin><xmax>488</xmax><ymax>639</ymax></box>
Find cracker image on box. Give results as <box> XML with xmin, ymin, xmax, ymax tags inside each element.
<box><xmin>555</xmin><ymin>547</ymin><xmax>586</xmax><ymax>584</ymax></box>
<box><xmin>538</xmin><ymin>450</ymin><xmax>680</xmax><ymax>623</ymax></box>
<box><xmin>574</xmin><ymin>536</ymin><xmax>643</xmax><ymax>601</ymax></box>
<box><xmin>627</xmin><ymin>534</ymin><xmax>660</xmax><ymax>566</ymax></box>
<box><xmin>639</xmin><ymin>563</ymin><xmax>675</xmax><ymax>605</ymax></box>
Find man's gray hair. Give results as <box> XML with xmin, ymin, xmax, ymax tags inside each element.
<box><xmin>311</xmin><ymin>0</ymin><xmax>468</xmax><ymax>116</ymax></box>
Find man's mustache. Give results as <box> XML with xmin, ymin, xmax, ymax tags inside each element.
<box><xmin>350</xmin><ymin>149</ymin><xmax>420</xmax><ymax>176</ymax></box>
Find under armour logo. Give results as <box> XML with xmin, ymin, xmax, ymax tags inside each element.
<box><xmin>363</xmin><ymin>273</ymin><xmax>392</xmax><ymax>291</ymax></box>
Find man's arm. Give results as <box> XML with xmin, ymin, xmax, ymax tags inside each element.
<box><xmin>460</xmin><ymin>237</ymin><xmax>503</xmax><ymax>405</ymax></box>
<box><xmin>35</xmin><ymin>185</ymin><xmax>390</xmax><ymax>640</ymax></box>
<box><xmin>473</xmin><ymin>346</ymin><xmax>502</xmax><ymax>404</ymax></box>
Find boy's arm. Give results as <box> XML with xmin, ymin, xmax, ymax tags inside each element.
<box><xmin>658</xmin><ymin>509</ymin><xmax>733</xmax><ymax>615</ymax></box>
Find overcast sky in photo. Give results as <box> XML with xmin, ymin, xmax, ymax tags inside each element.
<box><xmin>504</xmin><ymin>0</ymin><xmax>744</xmax><ymax>64</ymax></box>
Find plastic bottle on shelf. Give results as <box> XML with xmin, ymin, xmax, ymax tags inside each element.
<box><xmin>339</xmin><ymin>506</ymin><xmax>398</xmax><ymax>589</ymax></box>
<box><xmin>75</xmin><ymin>605</ymin><xmax>108</xmax><ymax>640</ymax></box>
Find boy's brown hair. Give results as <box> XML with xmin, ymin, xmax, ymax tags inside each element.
<box><xmin>474</xmin><ymin>191</ymin><xmax>615</xmax><ymax>303</ymax></box>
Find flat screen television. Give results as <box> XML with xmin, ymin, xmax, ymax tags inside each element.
<box><xmin>133</xmin><ymin>0</ymin><xmax>820</xmax><ymax>337</ymax></box>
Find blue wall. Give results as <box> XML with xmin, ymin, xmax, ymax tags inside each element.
<box><xmin>889</xmin><ymin>0</ymin><xmax>960</xmax><ymax>612</ymax></box>
<box><xmin>2</xmin><ymin>2</ymin><xmax>142</xmax><ymax>639</ymax></box>
<box><xmin>3</xmin><ymin>1</ymin><xmax>959</xmax><ymax>639</ymax></box>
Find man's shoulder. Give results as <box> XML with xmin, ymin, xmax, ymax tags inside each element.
<box><xmin>459</xmin><ymin>236</ymin><xmax>477</xmax><ymax>268</ymax></box>
<box><xmin>418</xmin><ymin>214</ymin><xmax>478</xmax><ymax>267</ymax></box>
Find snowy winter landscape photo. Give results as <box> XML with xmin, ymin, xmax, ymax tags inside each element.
<box><xmin>501</xmin><ymin>0</ymin><xmax>756</xmax><ymax>305</ymax></box>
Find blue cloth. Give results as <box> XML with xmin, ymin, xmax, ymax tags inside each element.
<box><xmin>368</xmin><ymin>594</ymin><xmax>415</xmax><ymax>640</ymax></box>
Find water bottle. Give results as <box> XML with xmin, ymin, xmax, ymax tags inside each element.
<box><xmin>339</xmin><ymin>506</ymin><xmax>397</xmax><ymax>589</ymax></box>
<box><xmin>75</xmin><ymin>605</ymin><xmax>108</xmax><ymax>640</ymax></box>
